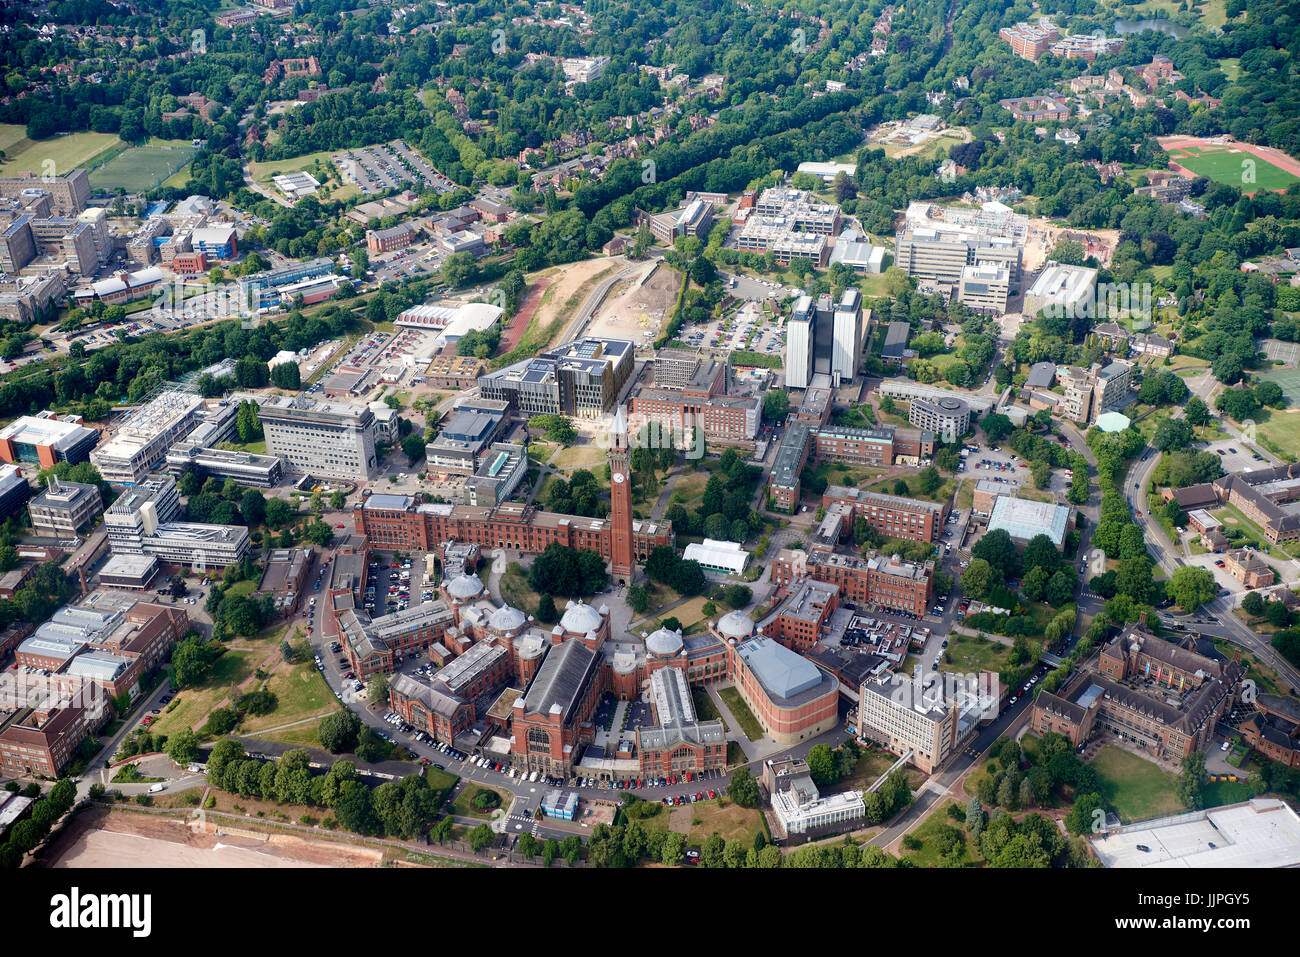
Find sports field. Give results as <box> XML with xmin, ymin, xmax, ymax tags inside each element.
<box><xmin>1162</xmin><ymin>139</ymin><xmax>1300</xmax><ymax>193</ymax></box>
<box><xmin>88</xmin><ymin>144</ymin><xmax>199</xmax><ymax>192</ymax></box>
<box><xmin>0</xmin><ymin>126</ymin><xmax>122</xmax><ymax>176</ymax></box>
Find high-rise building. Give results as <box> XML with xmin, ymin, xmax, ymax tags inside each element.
<box><xmin>608</xmin><ymin>406</ymin><xmax>635</xmax><ymax>586</ymax></box>
<box><xmin>785</xmin><ymin>296</ymin><xmax>815</xmax><ymax>390</ymax></box>
<box><xmin>256</xmin><ymin>394</ymin><xmax>379</xmax><ymax>480</ymax></box>
<box><xmin>831</xmin><ymin>288</ymin><xmax>864</xmax><ymax>385</ymax></box>
<box><xmin>894</xmin><ymin>201</ymin><xmax>1028</xmax><ymax>294</ymax></box>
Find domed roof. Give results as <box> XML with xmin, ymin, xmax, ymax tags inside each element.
<box><xmin>446</xmin><ymin>574</ymin><xmax>484</xmax><ymax>599</ymax></box>
<box><xmin>489</xmin><ymin>604</ymin><xmax>526</xmax><ymax>632</ymax></box>
<box><xmin>645</xmin><ymin>627</ymin><xmax>683</xmax><ymax>657</ymax></box>
<box><xmin>718</xmin><ymin>610</ymin><xmax>755</xmax><ymax>639</ymax></box>
<box><xmin>560</xmin><ymin>601</ymin><xmax>602</xmax><ymax>635</ymax></box>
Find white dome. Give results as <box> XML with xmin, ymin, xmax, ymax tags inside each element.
<box><xmin>446</xmin><ymin>574</ymin><xmax>484</xmax><ymax>599</ymax></box>
<box><xmin>561</xmin><ymin>601</ymin><xmax>602</xmax><ymax>635</ymax></box>
<box><xmin>646</xmin><ymin>627</ymin><xmax>683</xmax><ymax>657</ymax></box>
<box><xmin>718</xmin><ymin>610</ymin><xmax>755</xmax><ymax>639</ymax></box>
<box><xmin>489</xmin><ymin>605</ymin><xmax>526</xmax><ymax>632</ymax></box>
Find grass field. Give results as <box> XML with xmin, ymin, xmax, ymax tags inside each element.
<box><xmin>1257</xmin><ymin>409</ymin><xmax>1300</xmax><ymax>463</ymax></box>
<box><xmin>0</xmin><ymin>128</ymin><xmax>122</xmax><ymax>176</ymax></box>
<box><xmin>149</xmin><ymin>649</ymin><xmax>256</xmax><ymax>738</ymax></box>
<box><xmin>1091</xmin><ymin>746</ymin><xmax>1183</xmax><ymax>823</ymax></box>
<box><xmin>88</xmin><ymin>145</ymin><xmax>198</xmax><ymax>192</ymax></box>
<box><xmin>941</xmin><ymin>632</ymin><xmax>1012</xmax><ymax>673</ymax></box>
<box><xmin>1166</xmin><ymin>144</ymin><xmax>1300</xmax><ymax>193</ymax></box>
<box><xmin>237</xmin><ymin>663</ymin><xmax>337</xmax><ymax>736</ymax></box>
<box><xmin>451</xmin><ymin>783</ymin><xmax>511</xmax><ymax>820</ymax></box>
<box><xmin>686</xmin><ymin>799</ymin><xmax>766</xmax><ymax>846</ymax></box>
<box><xmin>717</xmin><ymin>686</ymin><xmax>763</xmax><ymax>741</ymax></box>
<box><xmin>865</xmin><ymin>472</ymin><xmax>956</xmax><ymax>502</ymax></box>
<box><xmin>499</xmin><ymin>562</ymin><xmax>541</xmax><ymax>616</ymax></box>
<box><xmin>901</xmin><ymin>801</ymin><xmax>983</xmax><ymax>867</ymax></box>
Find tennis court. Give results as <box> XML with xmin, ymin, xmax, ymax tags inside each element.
<box><xmin>1259</xmin><ymin>338</ymin><xmax>1300</xmax><ymax>366</ymax></box>
<box><xmin>88</xmin><ymin>145</ymin><xmax>198</xmax><ymax>192</ymax></box>
<box><xmin>1259</xmin><ymin>366</ymin><xmax>1300</xmax><ymax>404</ymax></box>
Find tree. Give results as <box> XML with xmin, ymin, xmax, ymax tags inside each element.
<box><xmin>627</xmin><ymin>584</ymin><xmax>651</xmax><ymax>614</ymax></box>
<box><xmin>1241</xmin><ymin>591</ymin><xmax>1266</xmax><ymax>617</ymax></box>
<box><xmin>806</xmin><ymin>743</ymin><xmax>838</xmax><ymax>788</ymax></box>
<box><xmin>1153</xmin><ymin>417</ymin><xmax>1194</xmax><ymax>452</ymax></box>
<box><xmin>166</xmin><ymin>728</ymin><xmax>199</xmax><ymax>765</ymax></box>
<box><xmin>240</xmin><ymin>489</ymin><xmax>266</xmax><ymax>527</ymax></box>
<box><xmin>726</xmin><ymin>767</ymin><xmax>760</xmax><ymax>808</ymax></box>
<box><xmin>961</xmin><ymin>558</ymin><xmax>994</xmax><ymax>600</ymax></box>
<box><xmin>981</xmin><ymin>413</ymin><xmax>1013</xmax><ymax>443</ymax></box>
<box><xmin>1065</xmin><ymin>792</ymin><xmax>1105</xmax><ymax>836</ymax></box>
<box><xmin>1167</xmin><ymin>565</ymin><xmax>1218</xmax><ymax>612</ymax></box>
<box><xmin>369</xmin><ymin>673</ymin><xmax>389</xmax><ymax>705</ymax></box>
<box><xmin>700</xmin><ymin>832</ymin><xmax>726</xmax><ymax>868</ymax></box>
<box><xmin>401</xmin><ymin>434</ymin><xmax>427</xmax><ymax>465</ymax></box>
<box><xmin>1184</xmin><ymin>395</ymin><xmax>1210</xmax><ymax>427</ymax></box>
<box><xmin>918</xmin><ymin>466</ymin><xmax>941</xmax><ymax>496</ymax></box>
<box><xmin>1176</xmin><ymin>751</ymin><xmax>1208</xmax><ymax>810</ymax></box>
<box><xmin>536</xmin><ymin>593</ymin><xmax>559</xmax><ymax>623</ymax></box>
<box><xmin>318</xmin><ymin>710</ymin><xmax>361</xmax><ymax>753</ymax></box>
<box><xmin>270</xmin><ymin>360</ymin><xmax>301</xmax><ymax>390</ymax></box>
<box><xmin>661</xmin><ymin>830</ymin><xmax>686</xmax><ymax>866</ymax></box>
<box><xmin>762</xmin><ymin>389</ymin><xmax>790</xmax><ymax>422</ymax></box>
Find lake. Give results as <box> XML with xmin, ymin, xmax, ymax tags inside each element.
<box><xmin>1112</xmin><ymin>17</ymin><xmax>1192</xmax><ymax>39</ymax></box>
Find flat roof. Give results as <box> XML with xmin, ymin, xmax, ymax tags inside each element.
<box><xmin>987</xmin><ymin>495</ymin><xmax>1070</xmax><ymax>546</ymax></box>
<box><xmin>1090</xmin><ymin>798</ymin><xmax>1300</xmax><ymax>868</ymax></box>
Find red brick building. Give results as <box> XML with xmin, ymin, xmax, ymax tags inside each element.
<box><xmin>0</xmin><ymin>696</ymin><xmax>108</xmax><ymax>777</ymax></box>
<box><xmin>757</xmin><ymin>579</ymin><xmax>839</xmax><ymax>652</ymax></box>
<box><xmin>773</xmin><ymin>548</ymin><xmax>934</xmax><ymax>617</ymax></box>
<box><xmin>819</xmin><ymin>485</ymin><xmax>947</xmax><ymax>543</ymax></box>
<box><xmin>510</xmin><ymin>639</ymin><xmax>605</xmax><ymax>775</ymax></box>
<box><xmin>608</xmin><ymin>407</ymin><xmax>635</xmax><ymax>585</ymax></box>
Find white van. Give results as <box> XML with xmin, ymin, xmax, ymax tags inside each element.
<box><xmin>529</xmin><ymin>770</ymin><xmax>539</xmax><ymax>783</ymax></box>
<box><xmin>148</xmin><ymin>782</ymin><xmax>166</xmax><ymax>793</ymax></box>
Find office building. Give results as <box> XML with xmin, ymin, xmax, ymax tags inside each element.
<box><xmin>478</xmin><ymin>337</ymin><xmax>634</xmax><ymax>418</ymax></box>
<box><xmin>735</xmin><ymin>188</ymin><xmax>841</xmax><ymax>267</ymax></box>
<box><xmin>462</xmin><ymin>442</ymin><xmax>528</xmax><ymax>507</ymax></box>
<box><xmin>986</xmin><ymin>495</ymin><xmax>1072</xmax><ymax>547</ymax></box>
<box><xmin>881</xmin><ymin>321</ymin><xmax>912</xmax><ymax>366</ymax></box>
<box><xmin>259</xmin><ymin>548</ymin><xmax>313</xmax><ymax>618</ymax></box>
<box><xmin>1050</xmin><ymin>33</ymin><xmax>1124</xmax><ymax>61</ymax></box>
<box><xmin>104</xmin><ymin>473</ymin><xmax>249</xmax><ymax>568</ymax></box>
<box><xmin>27</xmin><ymin>478</ymin><xmax>102</xmax><ymax>537</ymax></box>
<box><xmin>857</xmin><ymin>672</ymin><xmax>991</xmax><ymax>773</ymax></box>
<box><xmin>957</xmin><ymin>263</ymin><xmax>1011</xmax><ymax>314</ymax></box>
<box><xmin>1090</xmin><ymin>798</ymin><xmax>1300</xmax><ymax>869</ymax></box>
<box><xmin>999</xmin><ymin>19</ymin><xmax>1060</xmax><ymax>60</ymax></box>
<box><xmin>561</xmin><ymin>56</ymin><xmax>610</xmax><ymax>83</ymax></box>
<box><xmin>773</xmin><ymin>547</ymin><xmax>934</xmax><ymax>618</ymax></box>
<box><xmin>725</xmin><ymin>635</ymin><xmax>839</xmax><ymax>745</ymax></box>
<box><xmin>907</xmin><ymin>395</ymin><xmax>970</xmax><ymax>440</ymax></box>
<box><xmin>164</xmin><ymin>444</ymin><xmax>283</xmax><ymax>487</ymax></box>
<box><xmin>831</xmin><ymin>289</ymin><xmax>865</xmax><ymax>384</ymax></box>
<box><xmin>646</xmin><ymin>198</ymin><xmax>714</xmax><ymax>245</ymax></box>
<box><xmin>629</xmin><ymin>389</ymin><xmax>760</xmax><ymax>444</ymax></box>
<box><xmin>819</xmin><ymin>486</ymin><xmax>947</xmax><ymax>542</ymax></box>
<box><xmin>893</xmin><ymin>201</ymin><xmax>1028</xmax><ymax>293</ymax></box>
<box><xmin>0</xmin><ymin>700</ymin><xmax>106</xmax><ymax>777</ymax></box>
<box><xmin>785</xmin><ymin>297</ymin><xmax>814</xmax><ymax>390</ymax></box>
<box><xmin>256</xmin><ymin>394</ymin><xmax>379</xmax><ymax>480</ymax></box>
<box><xmin>770</xmin><ymin>772</ymin><xmax>865</xmax><ymax>840</ymax></box>
<box><xmin>636</xmin><ymin>666</ymin><xmax>726</xmax><ymax>776</ymax></box>
<box><xmin>238</xmin><ymin>258</ymin><xmax>334</xmax><ymax>310</ymax></box>
<box><xmin>0</xmin><ymin>413</ymin><xmax>98</xmax><ymax>469</ymax></box>
<box><xmin>1023</xmin><ymin>263</ymin><xmax>1098</xmax><ymax>319</ymax></box>
<box><xmin>426</xmin><ymin>404</ymin><xmax>509</xmax><ymax>475</ymax></box>
<box><xmin>91</xmin><ymin>391</ymin><xmax>205</xmax><ymax>484</ymax></box>
<box><xmin>366</xmin><ymin>223</ymin><xmax>418</xmax><ymax>253</ymax></box>
<box><xmin>0</xmin><ymin>170</ymin><xmax>90</xmax><ymax>215</ymax></box>
<box><xmin>0</xmin><ymin>465</ymin><xmax>29</xmax><ymax>523</ymax></box>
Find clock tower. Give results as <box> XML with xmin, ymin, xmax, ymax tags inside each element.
<box><xmin>608</xmin><ymin>404</ymin><xmax>635</xmax><ymax>585</ymax></box>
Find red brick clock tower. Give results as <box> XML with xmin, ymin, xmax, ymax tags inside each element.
<box><xmin>609</xmin><ymin>405</ymin><xmax>635</xmax><ymax>585</ymax></box>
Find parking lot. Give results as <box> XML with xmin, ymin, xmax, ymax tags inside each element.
<box><xmin>670</xmin><ymin>298</ymin><xmax>785</xmax><ymax>356</ymax></box>
<box><xmin>333</xmin><ymin>140</ymin><xmax>452</xmax><ymax>195</ymax></box>
<box><xmin>1200</xmin><ymin>438</ymin><xmax>1269</xmax><ymax>476</ymax></box>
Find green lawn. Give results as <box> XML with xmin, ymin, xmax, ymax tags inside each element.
<box><xmin>238</xmin><ymin>663</ymin><xmax>338</xmax><ymax>736</ymax></box>
<box><xmin>149</xmin><ymin>649</ymin><xmax>257</xmax><ymax>738</ymax></box>
<box><xmin>901</xmin><ymin>801</ymin><xmax>983</xmax><ymax>867</ymax></box>
<box><xmin>864</xmin><ymin>473</ymin><xmax>956</xmax><ymax>503</ymax></box>
<box><xmin>1090</xmin><ymin>745</ymin><xmax>1183</xmax><ymax>823</ymax></box>
<box><xmin>686</xmin><ymin>799</ymin><xmax>767</xmax><ymax>846</ymax></box>
<box><xmin>0</xmin><ymin>129</ymin><xmax>122</xmax><ymax>176</ymax></box>
<box><xmin>717</xmin><ymin>686</ymin><xmax>763</xmax><ymax>741</ymax></box>
<box><xmin>941</xmin><ymin>632</ymin><xmax>1013</xmax><ymax>674</ymax></box>
<box><xmin>451</xmin><ymin>783</ymin><xmax>511</xmax><ymax>820</ymax></box>
<box><xmin>1255</xmin><ymin>408</ymin><xmax>1300</xmax><ymax>463</ymax></box>
<box><xmin>499</xmin><ymin>563</ymin><xmax>541</xmax><ymax>617</ymax></box>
